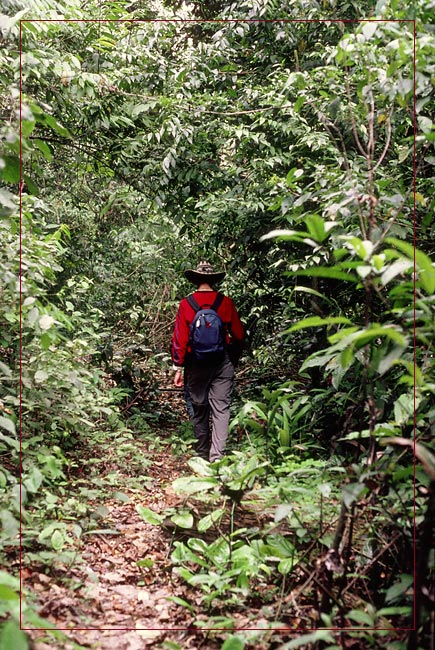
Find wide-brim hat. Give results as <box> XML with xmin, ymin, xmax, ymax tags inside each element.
<box><xmin>184</xmin><ymin>261</ymin><xmax>226</xmax><ymax>285</ymax></box>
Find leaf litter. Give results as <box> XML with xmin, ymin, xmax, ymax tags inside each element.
<box><xmin>25</xmin><ymin>443</ymin><xmax>218</xmax><ymax>650</ymax></box>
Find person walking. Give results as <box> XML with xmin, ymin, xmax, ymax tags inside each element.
<box><xmin>171</xmin><ymin>261</ymin><xmax>245</xmax><ymax>462</ymax></box>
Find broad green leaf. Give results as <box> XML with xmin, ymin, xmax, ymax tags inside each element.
<box><xmin>274</xmin><ymin>504</ymin><xmax>293</xmax><ymax>523</ymax></box>
<box><xmin>43</xmin><ymin>114</ymin><xmax>71</xmax><ymax>138</ymax></box>
<box><xmin>305</xmin><ymin>214</ymin><xmax>326</xmax><ymax>242</ymax></box>
<box><xmin>38</xmin><ymin>314</ymin><xmax>55</xmax><ymax>331</ymax></box>
<box><xmin>376</xmin><ymin>344</ymin><xmax>406</xmax><ymax>374</ymax></box>
<box><xmin>0</xmin><ymin>572</ymin><xmax>19</xmax><ymax>590</ymax></box>
<box><xmin>346</xmin><ymin>609</ymin><xmax>374</xmax><ymax>626</ymax></box>
<box><xmin>394</xmin><ymin>393</ymin><xmax>416</xmax><ymax>425</ymax></box>
<box><xmin>0</xmin><ymin>416</ymin><xmax>16</xmax><ymax>436</ymax></box>
<box><xmin>24</xmin><ymin>466</ymin><xmax>43</xmax><ymax>493</ymax></box>
<box><xmin>288</xmin><ymin>267</ymin><xmax>358</xmax><ymax>282</ymax></box>
<box><xmin>280</xmin><ymin>630</ymin><xmax>335</xmax><ymax>649</ymax></box>
<box><xmin>278</xmin><ymin>557</ymin><xmax>297</xmax><ymax>574</ymax></box>
<box><xmin>51</xmin><ymin>529</ymin><xmax>65</xmax><ymax>550</ymax></box>
<box><xmin>197</xmin><ymin>507</ymin><xmax>225</xmax><ymax>532</ymax></box>
<box><xmin>221</xmin><ymin>636</ymin><xmax>245</xmax><ymax>650</ymax></box>
<box><xmin>33</xmin><ymin>138</ymin><xmax>53</xmax><ymax>161</ymax></box>
<box><xmin>34</xmin><ymin>370</ymin><xmax>48</xmax><ymax>383</ymax></box>
<box><xmin>292</xmin><ymin>285</ymin><xmax>333</xmax><ymax>303</ymax></box>
<box><xmin>0</xmin><ymin>620</ymin><xmax>28</xmax><ymax>650</ymax></box>
<box><xmin>381</xmin><ymin>259</ymin><xmax>413</xmax><ymax>286</ymax></box>
<box><xmin>187</xmin><ymin>456</ymin><xmax>214</xmax><ymax>476</ymax></box>
<box><xmin>0</xmin><ymin>510</ymin><xmax>19</xmax><ymax>539</ymax></box>
<box><xmin>351</xmin><ymin>326</ymin><xmax>408</xmax><ymax>348</ymax></box>
<box><xmin>136</xmin><ymin>505</ymin><xmax>164</xmax><ymax>525</ymax></box>
<box><xmin>170</xmin><ymin>511</ymin><xmax>194</xmax><ymax>529</ymax></box>
<box><xmin>343</xmin><ymin>482</ymin><xmax>366</xmax><ymax>508</ymax></box>
<box><xmin>384</xmin><ymin>574</ymin><xmax>413</xmax><ymax>604</ymax></box>
<box><xmin>377</xmin><ymin>606</ymin><xmax>413</xmax><ymax>616</ymax></box>
<box><xmin>0</xmin><ymin>188</ymin><xmax>16</xmax><ymax>211</ymax></box>
<box><xmin>361</xmin><ymin>21</ymin><xmax>378</xmax><ymax>40</ymax></box>
<box><xmin>287</xmin><ymin>316</ymin><xmax>351</xmax><ymax>332</ymax></box>
<box><xmin>0</xmin><ymin>155</ymin><xmax>20</xmax><ymax>184</ymax></box>
<box><xmin>172</xmin><ymin>476</ymin><xmax>219</xmax><ymax>495</ymax></box>
<box><xmin>386</xmin><ymin>238</ymin><xmax>435</xmax><ymax>294</ymax></box>
<box><xmin>379</xmin><ymin>438</ymin><xmax>435</xmax><ymax>480</ymax></box>
<box><xmin>260</xmin><ymin>228</ymin><xmax>310</xmax><ymax>242</ymax></box>
<box><xmin>0</xmin><ymin>584</ymin><xmax>19</xmax><ymax>601</ymax></box>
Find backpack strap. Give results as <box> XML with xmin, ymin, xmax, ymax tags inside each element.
<box><xmin>211</xmin><ymin>292</ymin><xmax>224</xmax><ymax>312</ymax></box>
<box><xmin>187</xmin><ymin>292</ymin><xmax>224</xmax><ymax>313</ymax></box>
<box><xmin>187</xmin><ymin>294</ymin><xmax>201</xmax><ymax>312</ymax></box>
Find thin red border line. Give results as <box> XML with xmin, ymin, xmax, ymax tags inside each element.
<box><xmin>412</xmin><ymin>17</ymin><xmax>418</xmax><ymax>634</ymax></box>
<box><xmin>19</xmin><ymin>625</ymin><xmax>413</xmax><ymax>631</ymax></box>
<box><xmin>18</xmin><ymin>17</ymin><xmax>417</xmax><ymax>634</ymax></box>
<box><xmin>19</xmin><ymin>17</ymin><xmax>24</xmax><ymax>631</ymax></box>
<box><xmin>20</xmin><ymin>18</ymin><xmax>413</xmax><ymax>23</ymax></box>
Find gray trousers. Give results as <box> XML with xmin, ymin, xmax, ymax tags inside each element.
<box><xmin>185</xmin><ymin>355</ymin><xmax>234</xmax><ymax>462</ymax></box>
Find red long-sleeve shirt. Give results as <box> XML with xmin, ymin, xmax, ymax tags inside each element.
<box><xmin>171</xmin><ymin>290</ymin><xmax>245</xmax><ymax>367</ymax></box>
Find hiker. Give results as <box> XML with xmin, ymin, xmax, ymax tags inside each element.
<box><xmin>171</xmin><ymin>261</ymin><xmax>245</xmax><ymax>462</ymax></box>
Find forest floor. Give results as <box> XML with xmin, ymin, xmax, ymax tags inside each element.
<box><xmin>25</xmin><ymin>440</ymin><xmax>215</xmax><ymax>650</ymax></box>
<box><xmin>23</xmin><ymin>387</ymin><xmax>283</xmax><ymax>650</ymax></box>
<box><xmin>20</xmin><ymin>376</ymin><xmax>414</xmax><ymax>650</ymax></box>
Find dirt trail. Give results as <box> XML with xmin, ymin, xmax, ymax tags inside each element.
<box><xmin>26</xmin><ymin>444</ymin><xmax>211</xmax><ymax>650</ymax></box>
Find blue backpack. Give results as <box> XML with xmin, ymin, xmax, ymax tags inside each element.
<box><xmin>187</xmin><ymin>293</ymin><xmax>225</xmax><ymax>362</ymax></box>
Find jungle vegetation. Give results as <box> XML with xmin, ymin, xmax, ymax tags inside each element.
<box><xmin>0</xmin><ymin>0</ymin><xmax>434</xmax><ymax>648</ymax></box>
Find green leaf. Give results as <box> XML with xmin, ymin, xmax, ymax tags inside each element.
<box><xmin>34</xmin><ymin>370</ymin><xmax>49</xmax><ymax>384</ymax></box>
<box><xmin>305</xmin><ymin>214</ymin><xmax>326</xmax><ymax>242</ymax></box>
<box><xmin>43</xmin><ymin>114</ymin><xmax>71</xmax><ymax>138</ymax></box>
<box><xmin>0</xmin><ymin>188</ymin><xmax>16</xmax><ymax>212</ymax></box>
<box><xmin>187</xmin><ymin>456</ymin><xmax>214</xmax><ymax>476</ymax></box>
<box><xmin>278</xmin><ymin>557</ymin><xmax>297</xmax><ymax>574</ymax></box>
<box><xmin>376</xmin><ymin>344</ymin><xmax>406</xmax><ymax>375</ymax></box>
<box><xmin>280</xmin><ymin>630</ymin><xmax>335</xmax><ymax>649</ymax></box>
<box><xmin>288</xmin><ymin>267</ymin><xmax>358</xmax><ymax>282</ymax></box>
<box><xmin>381</xmin><ymin>259</ymin><xmax>413</xmax><ymax>286</ymax></box>
<box><xmin>197</xmin><ymin>507</ymin><xmax>225</xmax><ymax>532</ymax></box>
<box><xmin>346</xmin><ymin>609</ymin><xmax>374</xmax><ymax>626</ymax></box>
<box><xmin>51</xmin><ymin>529</ymin><xmax>65</xmax><ymax>550</ymax></box>
<box><xmin>0</xmin><ymin>416</ymin><xmax>16</xmax><ymax>436</ymax></box>
<box><xmin>221</xmin><ymin>636</ymin><xmax>245</xmax><ymax>650</ymax></box>
<box><xmin>170</xmin><ymin>511</ymin><xmax>194</xmax><ymax>529</ymax></box>
<box><xmin>0</xmin><ymin>572</ymin><xmax>19</xmax><ymax>590</ymax></box>
<box><xmin>166</xmin><ymin>596</ymin><xmax>195</xmax><ymax>613</ymax></box>
<box><xmin>0</xmin><ymin>155</ymin><xmax>20</xmax><ymax>184</ymax></box>
<box><xmin>393</xmin><ymin>393</ymin><xmax>416</xmax><ymax>426</ymax></box>
<box><xmin>351</xmin><ymin>326</ymin><xmax>408</xmax><ymax>348</ymax></box>
<box><xmin>361</xmin><ymin>21</ymin><xmax>378</xmax><ymax>40</ymax></box>
<box><xmin>172</xmin><ymin>476</ymin><xmax>219</xmax><ymax>495</ymax></box>
<box><xmin>136</xmin><ymin>505</ymin><xmax>164</xmax><ymax>525</ymax></box>
<box><xmin>292</xmin><ymin>285</ymin><xmax>334</xmax><ymax>304</ymax></box>
<box><xmin>0</xmin><ymin>510</ymin><xmax>19</xmax><ymax>539</ymax></box>
<box><xmin>38</xmin><ymin>314</ymin><xmax>55</xmax><ymax>331</ymax></box>
<box><xmin>386</xmin><ymin>238</ymin><xmax>435</xmax><ymax>294</ymax></box>
<box><xmin>287</xmin><ymin>316</ymin><xmax>352</xmax><ymax>332</ymax></box>
<box><xmin>384</xmin><ymin>574</ymin><xmax>413</xmax><ymax>604</ymax></box>
<box><xmin>274</xmin><ymin>504</ymin><xmax>293</xmax><ymax>522</ymax></box>
<box><xmin>0</xmin><ymin>584</ymin><xmax>19</xmax><ymax>601</ymax></box>
<box><xmin>33</xmin><ymin>138</ymin><xmax>53</xmax><ymax>161</ymax></box>
<box><xmin>24</xmin><ymin>467</ymin><xmax>43</xmax><ymax>493</ymax></box>
<box><xmin>343</xmin><ymin>482</ymin><xmax>366</xmax><ymax>508</ymax></box>
<box><xmin>0</xmin><ymin>620</ymin><xmax>28</xmax><ymax>650</ymax></box>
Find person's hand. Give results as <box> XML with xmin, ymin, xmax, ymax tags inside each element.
<box><xmin>174</xmin><ymin>369</ymin><xmax>184</xmax><ymax>388</ymax></box>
